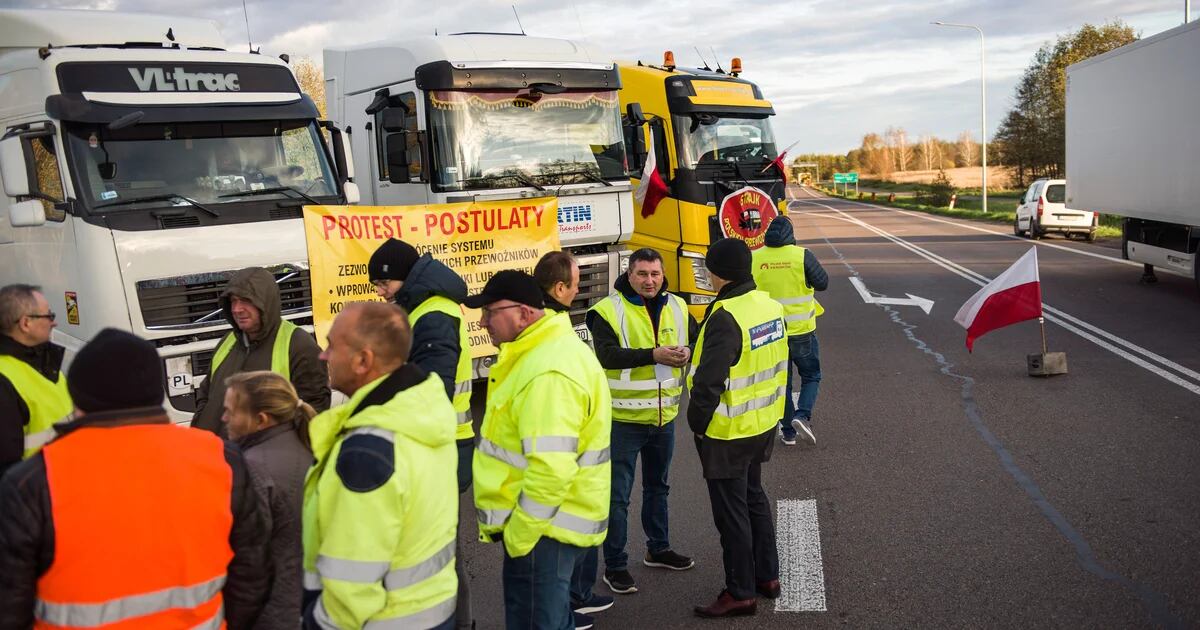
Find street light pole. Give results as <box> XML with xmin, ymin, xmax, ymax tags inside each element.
<box><xmin>933</xmin><ymin>21</ymin><xmax>987</xmax><ymax>213</ymax></box>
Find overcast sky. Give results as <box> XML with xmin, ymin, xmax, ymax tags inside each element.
<box><xmin>10</xmin><ymin>0</ymin><xmax>1191</xmax><ymax>154</ymax></box>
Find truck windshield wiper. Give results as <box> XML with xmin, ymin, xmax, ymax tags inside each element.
<box><xmin>458</xmin><ymin>172</ymin><xmax>546</xmax><ymax>192</ymax></box>
<box><xmin>510</xmin><ymin>171</ymin><xmax>546</xmax><ymax>191</ymax></box>
<box><xmin>94</xmin><ymin>193</ymin><xmax>220</xmax><ymax>217</ymax></box>
<box><xmin>550</xmin><ymin>169</ymin><xmax>613</xmax><ymax>187</ymax></box>
<box><xmin>217</xmin><ymin>185</ymin><xmax>320</xmax><ymax>205</ymax></box>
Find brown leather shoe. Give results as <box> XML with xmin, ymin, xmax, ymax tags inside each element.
<box><xmin>693</xmin><ymin>590</ymin><xmax>757</xmax><ymax>618</ymax></box>
<box><xmin>756</xmin><ymin>579</ymin><xmax>781</xmax><ymax>599</ymax></box>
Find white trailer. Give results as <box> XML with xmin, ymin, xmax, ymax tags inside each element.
<box><xmin>1066</xmin><ymin>19</ymin><xmax>1200</xmax><ymax>291</ymax></box>
<box><xmin>0</xmin><ymin>9</ymin><xmax>357</xmax><ymax>420</ymax></box>
<box><xmin>324</xmin><ymin>34</ymin><xmax>635</xmax><ymax>359</ymax></box>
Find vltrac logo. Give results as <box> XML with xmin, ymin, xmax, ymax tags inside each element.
<box><xmin>128</xmin><ymin>67</ymin><xmax>242</xmax><ymax>92</ymax></box>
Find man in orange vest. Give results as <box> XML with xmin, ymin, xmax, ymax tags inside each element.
<box><xmin>0</xmin><ymin>328</ymin><xmax>271</xmax><ymax>629</ymax></box>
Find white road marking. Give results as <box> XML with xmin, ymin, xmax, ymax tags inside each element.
<box><xmin>776</xmin><ymin>499</ymin><xmax>827</xmax><ymax>612</ymax></box>
<box><xmin>848</xmin><ymin>276</ymin><xmax>935</xmax><ymax>314</ymax></box>
<box><xmin>798</xmin><ymin>200</ymin><xmax>1200</xmax><ymax>397</ymax></box>
<box><xmin>793</xmin><ymin>196</ymin><xmax>1190</xmax><ymax>277</ymax></box>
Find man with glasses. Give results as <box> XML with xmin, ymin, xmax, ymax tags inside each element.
<box><xmin>467</xmin><ymin>270</ymin><xmax>611</xmax><ymax>630</ymax></box>
<box><xmin>0</xmin><ymin>284</ymin><xmax>73</xmax><ymax>478</ymax></box>
<box><xmin>368</xmin><ymin>237</ymin><xmax>477</xmax><ymax>630</ymax></box>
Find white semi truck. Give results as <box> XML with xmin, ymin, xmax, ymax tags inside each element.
<box><xmin>1066</xmin><ymin>19</ymin><xmax>1200</xmax><ymax>293</ymax></box>
<box><xmin>0</xmin><ymin>9</ymin><xmax>358</xmax><ymax>420</ymax></box>
<box><xmin>323</xmin><ymin>34</ymin><xmax>635</xmax><ymax>360</ymax></box>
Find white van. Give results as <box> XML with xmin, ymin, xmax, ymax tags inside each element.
<box><xmin>1015</xmin><ymin>178</ymin><xmax>1096</xmax><ymax>241</ymax></box>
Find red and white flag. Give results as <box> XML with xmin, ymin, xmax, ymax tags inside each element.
<box><xmin>634</xmin><ymin>142</ymin><xmax>669</xmax><ymax>219</ymax></box>
<box><xmin>953</xmin><ymin>247</ymin><xmax>1043</xmax><ymax>352</ymax></box>
<box><xmin>760</xmin><ymin>139</ymin><xmax>801</xmax><ymax>184</ymax></box>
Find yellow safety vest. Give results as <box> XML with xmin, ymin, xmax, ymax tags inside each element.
<box><xmin>410</xmin><ymin>296</ymin><xmax>474</xmax><ymax>440</ymax></box>
<box><xmin>473</xmin><ymin>311</ymin><xmax>612</xmax><ymax>558</ymax></box>
<box><xmin>0</xmin><ymin>355</ymin><xmax>72</xmax><ymax>458</ymax></box>
<box><xmin>752</xmin><ymin>245</ymin><xmax>824</xmax><ymax>336</ymax></box>
<box><xmin>588</xmin><ymin>292</ymin><xmax>689</xmax><ymax>426</ymax></box>
<box><xmin>303</xmin><ymin>371</ymin><xmax>459</xmax><ymax>629</ymax></box>
<box><xmin>688</xmin><ymin>291</ymin><xmax>788</xmax><ymax>440</ymax></box>
<box><xmin>210</xmin><ymin>320</ymin><xmax>298</xmax><ymax>380</ymax></box>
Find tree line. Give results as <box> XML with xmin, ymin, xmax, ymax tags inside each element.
<box><xmin>793</xmin><ymin>128</ymin><xmax>981</xmax><ymax>179</ymax></box>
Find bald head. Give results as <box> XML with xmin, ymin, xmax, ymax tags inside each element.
<box><xmin>320</xmin><ymin>301</ymin><xmax>412</xmax><ymax>396</ymax></box>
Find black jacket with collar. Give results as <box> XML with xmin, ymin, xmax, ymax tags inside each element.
<box><xmin>686</xmin><ymin>279</ymin><xmax>775</xmax><ymax>480</ymax></box>
<box><xmin>0</xmin><ymin>334</ymin><xmax>65</xmax><ymax>479</ymax></box>
<box><xmin>585</xmin><ymin>274</ymin><xmax>699</xmax><ymax>370</ymax></box>
<box><xmin>0</xmin><ymin>407</ymin><xmax>271</xmax><ymax>629</ymax></box>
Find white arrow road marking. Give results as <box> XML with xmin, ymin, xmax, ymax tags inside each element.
<box><xmin>848</xmin><ymin>276</ymin><xmax>935</xmax><ymax>314</ymax></box>
<box><xmin>777</xmin><ymin>499</ymin><xmax>827</xmax><ymax>612</ymax></box>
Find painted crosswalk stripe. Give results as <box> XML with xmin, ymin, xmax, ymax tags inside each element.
<box><xmin>776</xmin><ymin>498</ymin><xmax>827</xmax><ymax>612</ymax></box>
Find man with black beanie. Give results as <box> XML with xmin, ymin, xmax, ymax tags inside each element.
<box><xmin>0</xmin><ymin>328</ymin><xmax>270</xmax><ymax>629</ymax></box>
<box><xmin>368</xmin><ymin>237</ymin><xmax>477</xmax><ymax>629</ymax></box>
<box><xmin>686</xmin><ymin>238</ymin><xmax>787</xmax><ymax>618</ymax></box>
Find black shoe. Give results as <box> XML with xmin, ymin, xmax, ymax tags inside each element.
<box><xmin>573</xmin><ymin>593</ymin><xmax>614</xmax><ymax>614</ymax></box>
<box><xmin>574</xmin><ymin>611</ymin><xmax>594</xmax><ymax>629</ymax></box>
<box><xmin>603</xmin><ymin>569</ymin><xmax>638</xmax><ymax>594</ymax></box>
<box><xmin>643</xmin><ymin>549</ymin><xmax>695</xmax><ymax>571</ymax></box>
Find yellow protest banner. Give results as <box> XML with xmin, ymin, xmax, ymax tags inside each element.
<box><xmin>303</xmin><ymin>199</ymin><xmax>560</xmax><ymax>356</ymax></box>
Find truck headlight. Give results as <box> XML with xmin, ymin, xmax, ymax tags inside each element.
<box><xmin>688</xmin><ymin>256</ymin><xmax>714</xmax><ymax>291</ymax></box>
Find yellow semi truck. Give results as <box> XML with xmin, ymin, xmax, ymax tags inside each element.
<box><xmin>618</xmin><ymin>53</ymin><xmax>787</xmax><ymax>317</ymax></box>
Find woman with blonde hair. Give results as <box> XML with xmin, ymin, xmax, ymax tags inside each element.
<box><xmin>223</xmin><ymin>370</ymin><xmax>315</xmax><ymax>629</ymax></box>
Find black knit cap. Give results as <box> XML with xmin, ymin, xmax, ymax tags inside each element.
<box><xmin>705</xmin><ymin>238</ymin><xmax>754</xmax><ymax>283</ymax></box>
<box><xmin>368</xmin><ymin>239</ymin><xmax>421</xmax><ymax>282</ymax></box>
<box><xmin>68</xmin><ymin>328</ymin><xmax>164</xmax><ymax>413</ymax></box>
<box><xmin>463</xmin><ymin>270</ymin><xmax>545</xmax><ymax>309</ymax></box>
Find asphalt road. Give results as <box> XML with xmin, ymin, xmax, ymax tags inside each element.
<box><xmin>458</xmin><ymin>188</ymin><xmax>1200</xmax><ymax>629</ymax></box>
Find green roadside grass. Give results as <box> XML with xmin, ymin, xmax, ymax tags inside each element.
<box><xmin>815</xmin><ymin>186</ymin><xmax>1122</xmax><ymax>238</ymax></box>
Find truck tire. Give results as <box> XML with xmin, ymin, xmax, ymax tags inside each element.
<box><xmin>1013</xmin><ymin>216</ymin><xmax>1024</xmax><ymax>236</ymax></box>
<box><xmin>1030</xmin><ymin>219</ymin><xmax>1042</xmax><ymax>240</ymax></box>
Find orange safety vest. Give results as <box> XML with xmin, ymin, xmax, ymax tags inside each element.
<box><xmin>36</xmin><ymin>424</ymin><xmax>235</xmax><ymax>629</ymax></box>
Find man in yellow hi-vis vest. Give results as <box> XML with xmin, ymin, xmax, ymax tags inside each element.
<box><xmin>586</xmin><ymin>248</ymin><xmax>698</xmax><ymax>600</ymax></box>
<box><xmin>467</xmin><ymin>270</ymin><xmax>611</xmax><ymax>630</ymax></box>
<box><xmin>193</xmin><ymin>267</ymin><xmax>329</xmax><ymax>436</ymax></box>
<box><xmin>0</xmin><ymin>284</ymin><xmax>72</xmax><ymax>478</ymax></box>
<box><xmin>687</xmin><ymin>238</ymin><xmax>787</xmax><ymax>619</ymax></box>
<box><xmin>370</xmin><ymin>238</ymin><xmax>476</xmax><ymax>629</ymax></box>
<box><xmin>303</xmin><ymin>302</ymin><xmax>459</xmax><ymax>629</ymax></box>
<box><xmin>752</xmin><ymin>216</ymin><xmax>828</xmax><ymax>446</ymax></box>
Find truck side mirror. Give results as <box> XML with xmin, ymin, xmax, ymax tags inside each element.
<box><xmin>9</xmin><ymin>199</ymin><xmax>47</xmax><ymax>227</ymax></box>
<box><xmin>626</xmin><ymin>103</ymin><xmax>646</xmax><ymax>126</ymax></box>
<box><xmin>381</xmin><ymin>108</ymin><xmax>406</xmax><ymax>133</ymax></box>
<box><xmin>0</xmin><ymin>136</ymin><xmax>31</xmax><ymax>198</ymax></box>
<box><xmin>385</xmin><ymin>133</ymin><xmax>411</xmax><ymax>184</ymax></box>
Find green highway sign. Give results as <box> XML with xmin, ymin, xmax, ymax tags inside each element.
<box><xmin>845</xmin><ymin>172</ymin><xmax>859</xmax><ymax>183</ymax></box>
<box><xmin>833</xmin><ymin>173</ymin><xmax>848</xmax><ymax>183</ymax></box>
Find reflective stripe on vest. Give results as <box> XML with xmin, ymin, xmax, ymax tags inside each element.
<box><xmin>210</xmin><ymin>319</ymin><xmax>298</xmax><ymax>380</ymax></box>
<box><xmin>410</xmin><ymin>296</ymin><xmax>475</xmax><ymax>439</ymax></box>
<box><xmin>477</xmin><ymin>437</ymin><xmax>610</xmax><ymax>470</ymax></box>
<box><xmin>313</xmin><ymin>539</ymin><xmax>455</xmax><ymax>591</ymax></box>
<box><xmin>0</xmin><ymin>356</ymin><xmax>73</xmax><ymax>459</ymax></box>
<box><xmin>475</xmin><ymin>506</ymin><xmax>609</xmax><ymax>536</ymax></box>
<box><xmin>688</xmin><ymin>291</ymin><xmax>789</xmax><ymax>440</ymax></box>
<box><xmin>35</xmin><ymin>575</ymin><xmax>226</xmax><ymax>627</ymax></box>
<box><xmin>751</xmin><ymin>245</ymin><xmax>824</xmax><ymax>336</ymax></box>
<box><xmin>588</xmin><ymin>291</ymin><xmax>689</xmax><ymax>425</ymax></box>
<box><xmin>37</xmin><ymin>424</ymin><xmax>234</xmax><ymax>629</ymax></box>
<box><xmin>314</xmin><ymin>593</ymin><xmax>456</xmax><ymax>630</ymax></box>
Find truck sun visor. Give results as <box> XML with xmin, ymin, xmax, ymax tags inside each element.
<box><xmin>414</xmin><ymin>60</ymin><xmax>621</xmax><ymax>91</ymax></box>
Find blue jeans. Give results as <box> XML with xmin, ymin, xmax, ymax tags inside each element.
<box><xmin>782</xmin><ymin>333</ymin><xmax>821</xmax><ymax>432</ymax></box>
<box><xmin>503</xmin><ymin>537</ymin><xmax>584</xmax><ymax>630</ymax></box>
<box><xmin>570</xmin><ymin>545</ymin><xmax>599</xmax><ymax>604</ymax></box>
<box><xmin>603</xmin><ymin>419</ymin><xmax>675</xmax><ymax>571</ymax></box>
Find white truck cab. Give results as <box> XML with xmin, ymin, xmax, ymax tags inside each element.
<box><xmin>0</xmin><ymin>9</ymin><xmax>356</xmax><ymax>420</ymax></box>
<box><xmin>324</xmin><ymin>34</ymin><xmax>634</xmax><ymax>359</ymax></box>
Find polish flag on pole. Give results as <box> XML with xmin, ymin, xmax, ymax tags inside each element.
<box><xmin>953</xmin><ymin>247</ymin><xmax>1043</xmax><ymax>352</ymax></box>
<box><xmin>760</xmin><ymin>139</ymin><xmax>801</xmax><ymax>184</ymax></box>
<box><xmin>634</xmin><ymin>142</ymin><xmax>669</xmax><ymax>219</ymax></box>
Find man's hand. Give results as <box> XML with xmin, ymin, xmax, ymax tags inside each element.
<box><xmin>653</xmin><ymin>346</ymin><xmax>689</xmax><ymax>368</ymax></box>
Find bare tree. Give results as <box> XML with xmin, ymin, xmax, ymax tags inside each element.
<box><xmin>956</xmin><ymin>131</ymin><xmax>977</xmax><ymax>167</ymax></box>
<box><xmin>919</xmin><ymin>135</ymin><xmax>935</xmax><ymax>171</ymax></box>
<box><xmin>894</xmin><ymin>128</ymin><xmax>913</xmax><ymax>172</ymax></box>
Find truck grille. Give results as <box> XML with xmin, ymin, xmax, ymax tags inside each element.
<box><xmin>568</xmin><ymin>257</ymin><xmax>610</xmax><ymax>327</ymax></box>
<box><xmin>136</xmin><ymin>264</ymin><xmax>312</xmax><ymax>329</ymax></box>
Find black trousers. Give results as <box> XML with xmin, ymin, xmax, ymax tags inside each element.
<box><xmin>705</xmin><ymin>462</ymin><xmax>779</xmax><ymax>601</ymax></box>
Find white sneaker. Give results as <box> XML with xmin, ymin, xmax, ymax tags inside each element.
<box><xmin>778</xmin><ymin>426</ymin><xmax>796</xmax><ymax>446</ymax></box>
<box><xmin>791</xmin><ymin>418</ymin><xmax>816</xmax><ymax>445</ymax></box>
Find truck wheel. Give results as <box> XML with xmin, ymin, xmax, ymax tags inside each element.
<box><xmin>1030</xmin><ymin>219</ymin><xmax>1042</xmax><ymax>240</ymax></box>
<box><xmin>1013</xmin><ymin>216</ymin><xmax>1023</xmax><ymax>236</ymax></box>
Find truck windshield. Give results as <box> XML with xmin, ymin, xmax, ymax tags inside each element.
<box><xmin>428</xmin><ymin>89</ymin><xmax>627</xmax><ymax>192</ymax></box>
<box><xmin>63</xmin><ymin>120</ymin><xmax>337</xmax><ymax>211</ymax></box>
<box><xmin>675</xmin><ymin>114</ymin><xmax>777</xmax><ymax>169</ymax></box>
